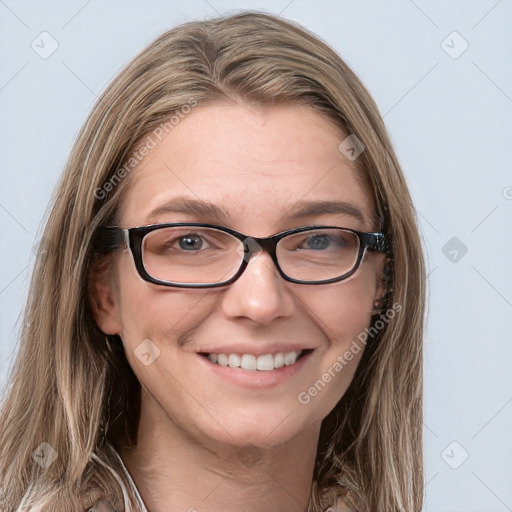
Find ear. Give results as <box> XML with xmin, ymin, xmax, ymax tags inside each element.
<box><xmin>88</xmin><ymin>258</ymin><xmax>123</xmax><ymax>335</ymax></box>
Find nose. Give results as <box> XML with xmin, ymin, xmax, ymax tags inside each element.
<box><xmin>221</xmin><ymin>249</ymin><xmax>295</xmax><ymax>325</ymax></box>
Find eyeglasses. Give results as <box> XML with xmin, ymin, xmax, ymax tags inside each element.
<box><xmin>95</xmin><ymin>223</ymin><xmax>386</xmax><ymax>288</ymax></box>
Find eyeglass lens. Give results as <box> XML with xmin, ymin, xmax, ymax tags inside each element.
<box><xmin>141</xmin><ymin>226</ymin><xmax>361</xmax><ymax>285</ymax></box>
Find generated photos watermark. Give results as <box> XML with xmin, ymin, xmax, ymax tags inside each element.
<box><xmin>338</xmin><ymin>134</ymin><xmax>365</xmax><ymax>161</ymax></box>
<box><xmin>93</xmin><ymin>98</ymin><xmax>198</xmax><ymax>200</ymax></box>
<box><xmin>298</xmin><ymin>302</ymin><xmax>402</xmax><ymax>405</ymax></box>
<box><xmin>31</xmin><ymin>442</ymin><xmax>58</xmax><ymax>469</ymax></box>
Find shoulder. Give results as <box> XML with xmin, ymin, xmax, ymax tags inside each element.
<box><xmin>101</xmin><ymin>442</ymin><xmax>148</xmax><ymax>512</ymax></box>
<box><xmin>79</xmin><ymin>442</ymin><xmax>148</xmax><ymax>512</ymax></box>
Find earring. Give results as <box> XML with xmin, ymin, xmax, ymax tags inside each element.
<box><xmin>372</xmin><ymin>297</ymin><xmax>385</xmax><ymax>314</ymax></box>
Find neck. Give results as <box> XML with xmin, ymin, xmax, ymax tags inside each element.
<box><xmin>120</xmin><ymin>389</ymin><xmax>321</xmax><ymax>512</ymax></box>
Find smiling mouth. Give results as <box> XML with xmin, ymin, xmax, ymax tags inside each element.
<box><xmin>200</xmin><ymin>350</ymin><xmax>311</xmax><ymax>371</ymax></box>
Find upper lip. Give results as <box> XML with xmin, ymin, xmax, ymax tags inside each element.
<box><xmin>194</xmin><ymin>343</ymin><xmax>316</xmax><ymax>356</ymax></box>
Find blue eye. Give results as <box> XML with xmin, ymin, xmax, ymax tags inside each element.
<box><xmin>303</xmin><ymin>234</ymin><xmax>342</xmax><ymax>250</ymax></box>
<box><xmin>306</xmin><ymin>235</ymin><xmax>328</xmax><ymax>250</ymax></box>
<box><xmin>178</xmin><ymin>234</ymin><xmax>204</xmax><ymax>251</ymax></box>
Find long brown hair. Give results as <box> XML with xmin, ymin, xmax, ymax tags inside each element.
<box><xmin>0</xmin><ymin>12</ymin><xmax>425</xmax><ymax>511</ymax></box>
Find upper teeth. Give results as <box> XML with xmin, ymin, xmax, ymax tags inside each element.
<box><xmin>207</xmin><ymin>350</ymin><xmax>302</xmax><ymax>371</ymax></box>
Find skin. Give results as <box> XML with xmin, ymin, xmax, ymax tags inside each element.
<box><xmin>92</xmin><ymin>102</ymin><xmax>385</xmax><ymax>512</ymax></box>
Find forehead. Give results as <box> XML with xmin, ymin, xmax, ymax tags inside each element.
<box><xmin>119</xmin><ymin>102</ymin><xmax>375</xmax><ymax>232</ymax></box>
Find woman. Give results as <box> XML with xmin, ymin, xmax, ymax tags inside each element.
<box><xmin>0</xmin><ymin>11</ymin><xmax>425</xmax><ymax>512</ymax></box>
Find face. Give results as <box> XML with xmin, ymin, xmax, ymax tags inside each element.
<box><xmin>93</xmin><ymin>102</ymin><xmax>385</xmax><ymax>450</ymax></box>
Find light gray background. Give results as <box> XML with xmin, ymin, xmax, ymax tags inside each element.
<box><xmin>1</xmin><ymin>1</ymin><xmax>511</xmax><ymax>511</ymax></box>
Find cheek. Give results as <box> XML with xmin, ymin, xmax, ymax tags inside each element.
<box><xmin>293</xmin><ymin>275</ymin><xmax>377</xmax><ymax>420</ymax></box>
<box><xmin>311</xmin><ymin>275</ymin><xmax>376</xmax><ymax>342</ymax></box>
<box><xmin>113</xmin><ymin>253</ymin><xmax>208</xmax><ymax>335</ymax></box>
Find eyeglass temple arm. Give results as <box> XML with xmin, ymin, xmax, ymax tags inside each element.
<box><xmin>368</xmin><ymin>233</ymin><xmax>387</xmax><ymax>252</ymax></box>
<box><xmin>93</xmin><ymin>227</ymin><xmax>127</xmax><ymax>253</ymax></box>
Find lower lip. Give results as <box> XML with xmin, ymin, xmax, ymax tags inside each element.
<box><xmin>197</xmin><ymin>350</ymin><xmax>313</xmax><ymax>389</ymax></box>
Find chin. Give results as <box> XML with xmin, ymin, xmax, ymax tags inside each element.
<box><xmin>190</xmin><ymin>403</ymin><xmax>324</xmax><ymax>452</ymax></box>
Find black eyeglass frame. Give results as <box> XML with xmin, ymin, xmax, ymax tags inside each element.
<box><xmin>95</xmin><ymin>223</ymin><xmax>387</xmax><ymax>288</ymax></box>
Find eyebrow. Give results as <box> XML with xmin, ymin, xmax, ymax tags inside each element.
<box><xmin>285</xmin><ymin>199</ymin><xmax>367</xmax><ymax>225</ymax></box>
<box><xmin>144</xmin><ymin>197</ymin><xmax>367</xmax><ymax>226</ymax></box>
<box><xmin>145</xmin><ymin>197</ymin><xmax>231</xmax><ymax>224</ymax></box>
